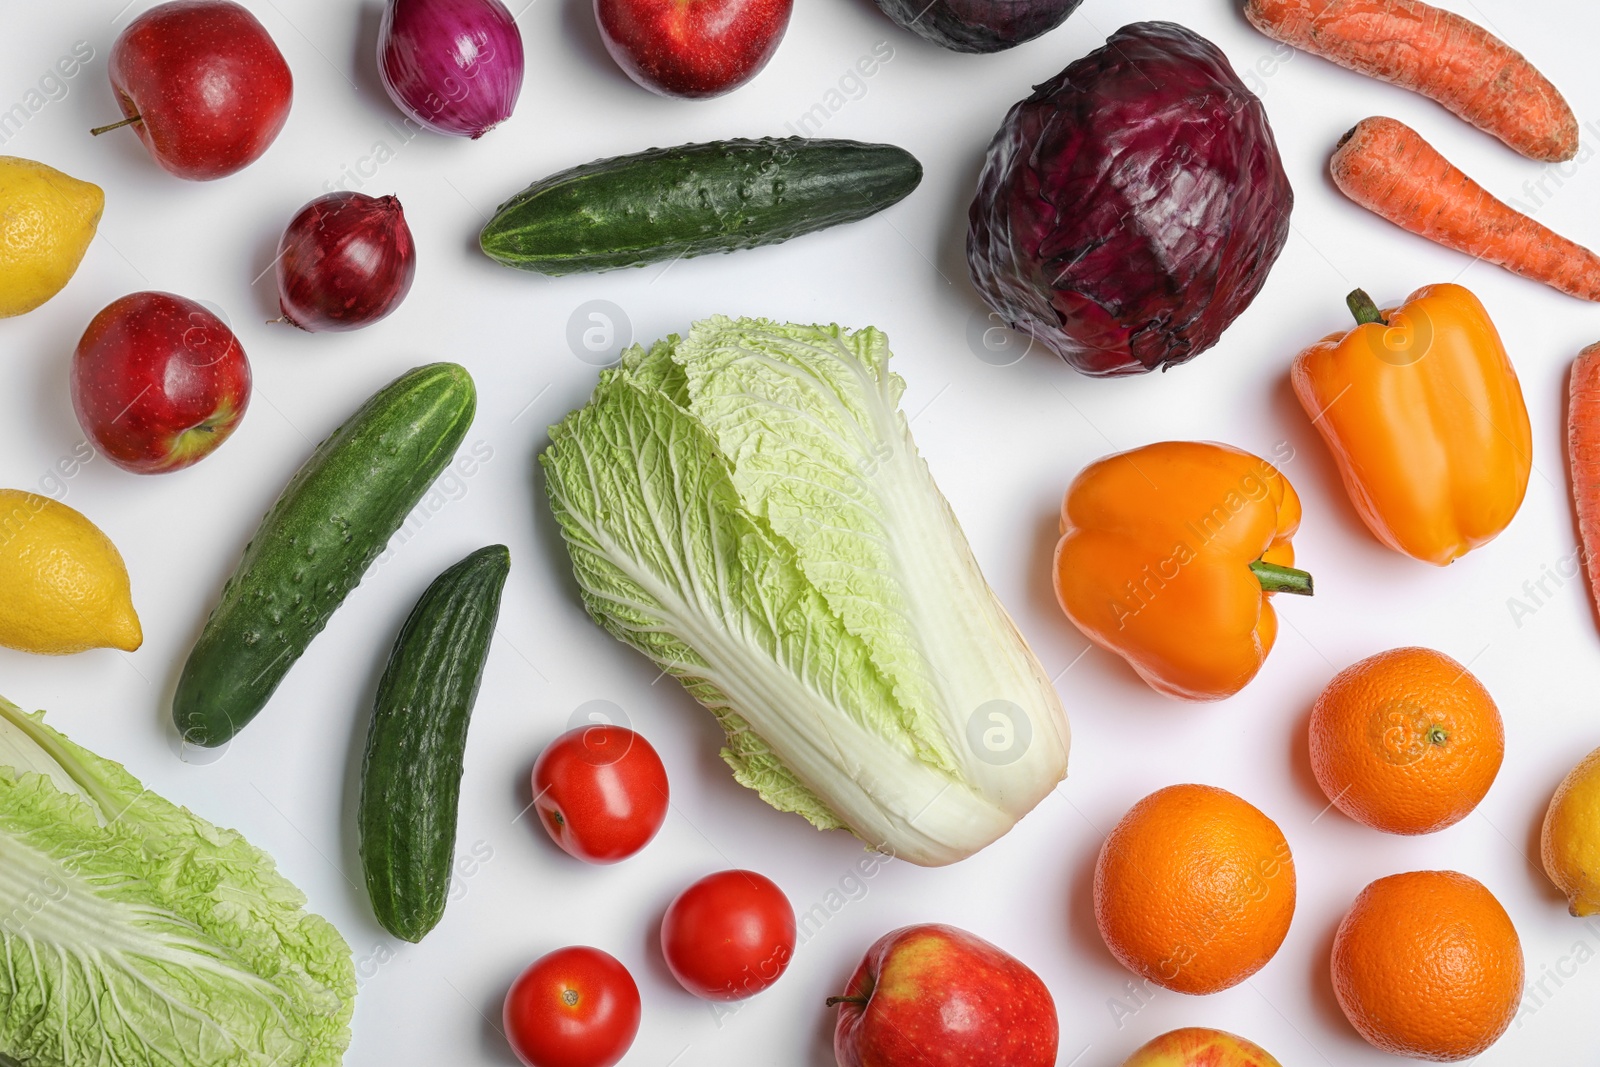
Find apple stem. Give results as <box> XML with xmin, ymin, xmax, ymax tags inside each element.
<box><xmin>90</xmin><ymin>115</ymin><xmax>141</xmax><ymax>136</ymax></box>
<box><xmin>825</xmin><ymin>996</ymin><xmax>868</xmax><ymax>1008</ymax></box>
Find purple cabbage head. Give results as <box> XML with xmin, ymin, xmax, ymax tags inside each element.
<box><xmin>967</xmin><ymin>21</ymin><xmax>1293</xmax><ymax>377</ymax></box>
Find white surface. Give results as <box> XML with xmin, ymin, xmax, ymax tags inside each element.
<box><xmin>2</xmin><ymin>0</ymin><xmax>1598</xmax><ymax>1063</ymax></box>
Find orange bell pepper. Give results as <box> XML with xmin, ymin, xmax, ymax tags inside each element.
<box><xmin>1053</xmin><ymin>441</ymin><xmax>1312</xmax><ymax>702</ymax></box>
<box><xmin>1291</xmin><ymin>284</ymin><xmax>1531</xmax><ymax>566</ymax></box>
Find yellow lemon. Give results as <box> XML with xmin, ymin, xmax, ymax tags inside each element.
<box><xmin>0</xmin><ymin>490</ymin><xmax>140</xmax><ymax>655</ymax></box>
<box><xmin>1543</xmin><ymin>744</ymin><xmax>1600</xmax><ymax>916</ymax></box>
<box><xmin>0</xmin><ymin>156</ymin><xmax>103</xmax><ymax>318</ymax></box>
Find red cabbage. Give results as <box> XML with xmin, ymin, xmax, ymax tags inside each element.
<box><xmin>967</xmin><ymin>21</ymin><xmax>1293</xmax><ymax>377</ymax></box>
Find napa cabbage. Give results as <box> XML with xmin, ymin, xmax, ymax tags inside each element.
<box><xmin>541</xmin><ymin>318</ymin><xmax>1070</xmax><ymax>866</ymax></box>
<box><xmin>0</xmin><ymin>697</ymin><xmax>354</xmax><ymax>1066</ymax></box>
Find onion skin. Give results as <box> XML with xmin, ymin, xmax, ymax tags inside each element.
<box><xmin>378</xmin><ymin>0</ymin><xmax>525</xmax><ymax>139</ymax></box>
<box><xmin>276</xmin><ymin>193</ymin><xmax>417</xmax><ymax>333</ymax></box>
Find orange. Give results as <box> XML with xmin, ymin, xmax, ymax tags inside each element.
<box><xmin>1309</xmin><ymin>647</ymin><xmax>1503</xmax><ymax>834</ymax></box>
<box><xmin>1094</xmin><ymin>784</ymin><xmax>1295</xmax><ymax>995</ymax></box>
<box><xmin>1331</xmin><ymin>870</ymin><xmax>1523</xmax><ymax>1061</ymax></box>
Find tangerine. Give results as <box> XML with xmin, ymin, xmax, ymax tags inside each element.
<box><xmin>1094</xmin><ymin>783</ymin><xmax>1295</xmax><ymax>995</ymax></box>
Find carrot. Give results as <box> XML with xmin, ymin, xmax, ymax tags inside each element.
<box><xmin>1569</xmin><ymin>344</ymin><xmax>1600</xmax><ymax>625</ymax></box>
<box><xmin>1331</xmin><ymin>117</ymin><xmax>1600</xmax><ymax>302</ymax></box>
<box><xmin>1246</xmin><ymin>0</ymin><xmax>1577</xmax><ymax>162</ymax></box>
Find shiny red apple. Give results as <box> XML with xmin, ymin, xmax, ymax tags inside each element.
<box><xmin>595</xmin><ymin>0</ymin><xmax>792</xmax><ymax>99</ymax></box>
<box><xmin>95</xmin><ymin>0</ymin><xmax>293</xmax><ymax>180</ymax></box>
<box><xmin>1121</xmin><ymin>1027</ymin><xmax>1284</xmax><ymax>1067</ymax></box>
<box><xmin>830</xmin><ymin>924</ymin><xmax>1057</xmax><ymax>1067</ymax></box>
<box><xmin>71</xmin><ymin>292</ymin><xmax>252</xmax><ymax>475</ymax></box>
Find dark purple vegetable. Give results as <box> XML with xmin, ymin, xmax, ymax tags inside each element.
<box><xmin>967</xmin><ymin>21</ymin><xmax>1293</xmax><ymax>376</ymax></box>
<box><xmin>276</xmin><ymin>193</ymin><xmax>417</xmax><ymax>332</ymax></box>
<box><xmin>870</xmin><ymin>0</ymin><xmax>1083</xmax><ymax>53</ymax></box>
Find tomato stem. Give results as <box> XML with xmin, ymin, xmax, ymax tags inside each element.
<box><xmin>1346</xmin><ymin>288</ymin><xmax>1388</xmax><ymax>327</ymax></box>
<box><xmin>1251</xmin><ymin>559</ymin><xmax>1314</xmax><ymax>596</ymax></box>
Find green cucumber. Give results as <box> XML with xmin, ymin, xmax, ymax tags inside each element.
<box><xmin>478</xmin><ymin>137</ymin><xmax>924</xmax><ymax>276</ymax></box>
<box><xmin>358</xmin><ymin>544</ymin><xmax>509</xmax><ymax>943</ymax></box>
<box><xmin>172</xmin><ymin>363</ymin><xmax>477</xmax><ymax>748</ymax></box>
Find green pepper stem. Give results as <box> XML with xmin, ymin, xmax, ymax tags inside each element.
<box><xmin>1251</xmin><ymin>560</ymin><xmax>1314</xmax><ymax>596</ymax></box>
<box><xmin>1346</xmin><ymin>289</ymin><xmax>1387</xmax><ymax>326</ymax></box>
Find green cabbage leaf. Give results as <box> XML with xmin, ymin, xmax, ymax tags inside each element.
<box><xmin>541</xmin><ymin>318</ymin><xmax>1070</xmax><ymax>866</ymax></box>
<box><xmin>0</xmin><ymin>697</ymin><xmax>354</xmax><ymax>1066</ymax></box>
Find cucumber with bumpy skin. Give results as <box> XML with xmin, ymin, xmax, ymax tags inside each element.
<box><xmin>359</xmin><ymin>544</ymin><xmax>509</xmax><ymax>942</ymax></box>
<box><xmin>172</xmin><ymin>363</ymin><xmax>477</xmax><ymax>748</ymax></box>
<box><xmin>478</xmin><ymin>137</ymin><xmax>923</xmax><ymax>276</ymax></box>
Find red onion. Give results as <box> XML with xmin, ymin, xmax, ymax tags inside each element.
<box><xmin>275</xmin><ymin>193</ymin><xmax>417</xmax><ymax>332</ymax></box>
<box><xmin>378</xmin><ymin>0</ymin><xmax>525</xmax><ymax>139</ymax></box>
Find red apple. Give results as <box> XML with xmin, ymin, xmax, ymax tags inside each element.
<box><xmin>1121</xmin><ymin>1027</ymin><xmax>1284</xmax><ymax>1067</ymax></box>
<box><xmin>95</xmin><ymin>0</ymin><xmax>293</xmax><ymax>180</ymax></box>
<box><xmin>71</xmin><ymin>292</ymin><xmax>251</xmax><ymax>475</ymax></box>
<box><xmin>830</xmin><ymin>924</ymin><xmax>1057</xmax><ymax>1067</ymax></box>
<box><xmin>595</xmin><ymin>0</ymin><xmax>792</xmax><ymax>99</ymax></box>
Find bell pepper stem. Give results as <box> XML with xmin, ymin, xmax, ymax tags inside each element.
<box><xmin>1346</xmin><ymin>289</ymin><xmax>1388</xmax><ymax>326</ymax></box>
<box><xmin>1251</xmin><ymin>559</ymin><xmax>1314</xmax><ymax>596</ymax></box>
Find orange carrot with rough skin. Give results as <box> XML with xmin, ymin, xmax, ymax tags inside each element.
<box><xmin>1331</xmin><ymin>117</ymin><xmax>1600</xmax><ymax>302</ymax></box>
<box><xmin>1246</xmin><ymin>0</ymin><xmax>1577</xmax><ymax>162</ymax></box>
<box><xmin>1569</xmin><ymin>344</ymin><xmax>1600</xmax><ymax>624</ymax></box>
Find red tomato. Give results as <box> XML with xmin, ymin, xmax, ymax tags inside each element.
<box><xmin>503</xmin><ymin>946</ymin><xmax>641</xmax><ymax>1067</ymax></box>
<box><xmin>660</xmin><ymin>870</ymin><xmax>796</xmax><ymax>1000</ymax></box>
<box><xmin>533</xmin><ymin>725</ymin><xmax>669</xmax><ymax>864</ymax></box>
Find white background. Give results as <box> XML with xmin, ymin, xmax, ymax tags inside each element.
<box><xmin>2</xmin><ymin>0</ymin><xmax>1598</xmax><ymax>1063</ymax></box>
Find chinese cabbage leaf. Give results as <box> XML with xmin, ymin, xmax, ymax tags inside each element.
<box><xmin>0</xmin><ymin>697</ymin><xmax>354</xmax><ymax>1066</ymax></box>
